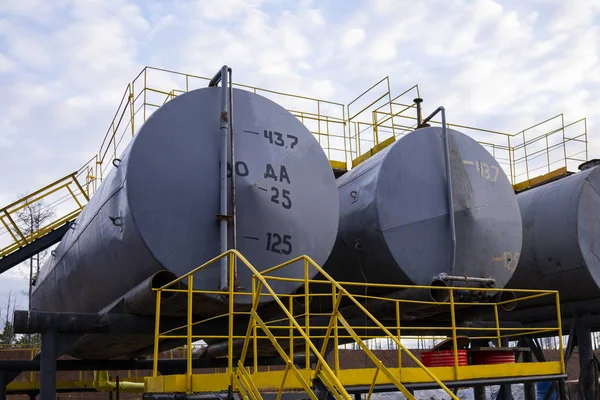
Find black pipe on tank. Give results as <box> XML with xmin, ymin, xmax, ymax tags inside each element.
<box><xmin>414</xmin><ymin>98</ymin><xmax>423</xmax><ymax>127</ymax></box>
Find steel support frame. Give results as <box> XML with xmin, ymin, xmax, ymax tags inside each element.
<box><xmin>40</xmin><ymin>331</ymin><xmax>57</xmax><ymax>400</ymax></box>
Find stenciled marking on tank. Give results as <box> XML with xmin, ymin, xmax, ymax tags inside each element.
<box><xmin>227</xmin><ymin>161</ymin><xmax>249</xmax><ymax>178</ymax></box>
<box><xmin>265</xmin><ymin>232</ymin><xmax>293</xmax><ymax>255</ymax></box>
<box><xmin>262</xmin><ymin>130</ymin><xmax>298</xmax><ymax>149</ymax></box>
<box><xmin>263</xmin><ymin>163</ymin><xmax>292</xmax><ymax>210</ymax></box>
<box><xmin>463</xmin><ymin>159</ymin><xmax>499</xmax><ymax>182</ymax></box>
<box><xmin>493</xmin><ymin>251</ymin><xmax>520</xmax><ymax>272</ymax></box>
<box><xmin>243</xmin><ymin>128</ymin><xmax>299</xmax><ymax>149</ymax></box>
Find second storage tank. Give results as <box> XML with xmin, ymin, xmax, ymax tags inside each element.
<box><xmin>322</xmin><ymin>126</ymin><xmax>522</xmax><ymax>294</ymax></box>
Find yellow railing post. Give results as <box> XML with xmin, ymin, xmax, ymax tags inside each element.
<box><xmin>289</xmin><ymin>296</ymin><xmax>294</xmax><ymax>362</ymax></box>
<box><xmin>396</xmin><ymin>301</ymin><xmax>402</xmax><ymax>380</ymax></box>
<box><xmin>494</xmin><ymin>304</ymin><xmax>501</xmax><ymax>347</ymax></box>
<box><xmin>304</xmin><ymin>258</ymin><xmax>310</xmax><ymax>370</ymax></box>
<box><xmin>556</xmin><ymin>292</ymin><xmax>565</xmax><ymax>374</ymax></box>
<box><xmin>449</xmin><ymin>288</ymin><xmax>459</xmax><ymax>381</ymax></box>
<box><xmin>253</xmin><ymin>281</ymin><xmax>260</xmax><ymax>373</ymax></box>
<box><xmin>186</xmin><ymin>275</ymin><xmax>194</xmax><ymax>392</ymax></box>
<box><xmin>332</xmin><ymin>286</ymin><xmax>339</xmax><ymax>377</ymax></box>
<box><xmin>152</xmin><ymin>289</ymin><xmax>162</xmax><ymax>377</ymax></box>
<box><xmin>228</xmin><ymin>254</ymin><xmax>235</xmax><ymax>385</ymax></box>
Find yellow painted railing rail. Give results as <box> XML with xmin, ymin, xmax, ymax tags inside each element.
<box><xmin>0</xmin><ymin>172</ymin><xmax>89</xmax><ymax>260</ymax></box>
<box><xmin>149</xmin><ymin>249</ymin><xmax>563</xmax><ymax>398</ymax></box>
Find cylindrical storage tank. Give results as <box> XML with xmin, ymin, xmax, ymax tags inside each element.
<box><xmin>506</xmin><ymin>165</ymin><xmax>600</xmax><ymax>319</ymax></box>
<box><xmin>31</xmin><ymin>87</ymin><xmax>339</xmax><ymax>316</ymax></box>
<box><xmin>322</xmin><ymin>126</ymin><xmax>522</xmax><ymax>293</ymax></box>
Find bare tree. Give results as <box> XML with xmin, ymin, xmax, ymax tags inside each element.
<box><xmin>15</xmin><ymin>198</ymin><xmax>55</xmax><ymax>300</ymax></box>
<box><xmin>14</xmin><ymin>198</ymin><xmax>54</xmax><ymax>346</ymax></box>
<box><xmin>0</xmin><ymin>290</ymin><xmax>18</xmax><ymax>345</ymax></box>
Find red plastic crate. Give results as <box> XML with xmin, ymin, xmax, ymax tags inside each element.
<box><xmin>421</xmin><ymin>350</ymin><xmax>469</xmax><ymax>367</ymax></box>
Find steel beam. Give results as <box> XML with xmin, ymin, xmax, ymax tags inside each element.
<box><xmin>0</xmin><ymin>353</ymin><xmax>312</xmax><ymax>374</ymax></box>
<box><xmin>0</xmin><ymin>222</ymin><xmax>70</xmax><ymax>275</ymax></box>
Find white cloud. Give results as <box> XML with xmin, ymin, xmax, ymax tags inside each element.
<box><xmin>1</xmin><ymin>0</ymin><xmax>600</xmax><ymax>304</ymax></box>
<box><xmin>342</xmin><ymin>28</ymin><xmax>365</xmax><ymax>49</ymax></box>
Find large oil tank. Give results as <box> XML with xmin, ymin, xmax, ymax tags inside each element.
<box><xmin>322</xmin><ymin>126</ymin><xmax>522</xmax><ymax>295</ymax></box>
<box><xmin>505</xmin><ymin>163</ymin><xmax>600</xmax><ymax>323</ymax></box>
<box><xmin>31</xmin><ymin>87</ymin><xmax>339</xmax><ymax>317</ymax></box>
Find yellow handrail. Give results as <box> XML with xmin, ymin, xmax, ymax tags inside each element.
<box><xmin>150</xmin><ymin>249</ymin><xmax>563</xmax><ymax>398</ymax></box>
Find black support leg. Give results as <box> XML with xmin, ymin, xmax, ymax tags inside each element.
<box><xmin>0</xmin><ymin>370</ymin><xmax>7</xmax><ymax>400</ymax></box>
<box><xmin>523</xmin><ymin>350</ymin><xmax>536</xmax><ymax>400</ymax></box>
<box><xmin>577</xmin><ymin>319</ymin><xmax>596</xmax><ymax>400</ymax></box>
<box><xmin>40</xmin><ymin>331</ymin><xmax>56</xmax><ymax>400</ymax></box>
<box><xmin>499</xmin><ymin>338</ymin><xmax>513</xmax><ymax>400</ymax></box>
<box><xmin>474</xmin><ymin>385</ymin><xmax>486</xmax><ymax>400</ymax></box>
<box><xmin>558</xmin><ymin>378</ymin><xmax>567</xmax><ymax>400</ymax></box>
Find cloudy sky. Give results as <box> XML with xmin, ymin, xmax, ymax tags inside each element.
<box><xmin>0</xmin><ymin>0</ymin><xmax>599</xmax><ymax>309</ymax></box>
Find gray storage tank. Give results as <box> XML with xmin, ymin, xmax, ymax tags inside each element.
<box><xmin>505</xmin><ymin>163</ymin><xmax>600</xmax><ymax>322</ymax></box>
<box><xmin>322</xmin><ymin>126</ymin><xmax>522</xmax><ymax>294</ymax></box>
<box><xmin>31</xmin><ymin>87</ymin><xmax>339</xmax><ymax>317</ymax></box>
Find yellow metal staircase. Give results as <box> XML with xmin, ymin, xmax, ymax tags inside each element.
<box><xmin>147</xmin><ymin>250</ymin><xmax>565</xmax><ymax>400</ymax></box>
<box><xmin>0</xmin><ymin>171</ymin><xmax>90</xmax><ymax>273</ymax></box>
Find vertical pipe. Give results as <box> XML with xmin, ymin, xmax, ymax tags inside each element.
<box><xmin>217</xmin><ymin>66</ymin><xmax>230</xmax><ymax>290</ymax></box>
<box><xmin>115</xmin><ymin>376</ymin><xmax>120</xmax><ymax>400</ymax></box>
<box><xmin>228</xmin><ymin>68</ymin><xmax>238</xmax><ymax>284</ymax></box>
<box><xmin>40</xmin><ymin>331</ymin><xmax>56</xmax><ymax>400</ymax></box>
<box><xmin>440</xmin><ymin>108</ymin><xmax>456</xmax><ymax>275</ymax></box>
<box><xmin>414</xmin><ymin>98</ymin><xmax>423</xmax><ymax>128</ymax></box>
